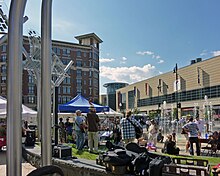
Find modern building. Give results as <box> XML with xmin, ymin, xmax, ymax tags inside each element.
<box><xmin>103</xmin><ymin>82</ymin><xmax>128</xmax><ymax>110</ymax></box>
<box><xmin>0</xmin><ymin>33</ymin><xmax>102</xmax><ymax>110</ymax></box>
<box><xmin>99</xmin><ymin>94</ymin><xmax>107</xmax><ymax>106</ymax></box>
<box><xmin>116</xmin><ymin>56</ymin><xmax>220</xmax><ymax>120</ymax></box>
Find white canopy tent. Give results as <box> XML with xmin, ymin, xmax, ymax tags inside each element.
<box><xmin>97</xmin><ymin>108</ymin><xmax>123</xmax><ymax>118</ymax></box>
<box><xmin>0</xmin><ymin>96</ymin><xmax>37</xmax><ymax>125</ymax></box>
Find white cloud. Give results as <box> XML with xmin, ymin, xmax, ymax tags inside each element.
<box><xmin>100</xmin><ymin>64</ymin><xmax>158</xmax><ymax>83</ymax></box>
<box><xmin>136</xmin><ymin>51</ymin><xmax>154</xmax><ymax>56</ymax></box>
<box><xmin>155</xmin><ymin>55</ymin><xmax>161</xmax><ymax>59</ymax></box>
<box><xmin>100</xmin><ymin>58</ymin><xmax>115</xmax><ymax>63</ymax></box>
<box><xmin>212</xmin><ymin>50</ymin><xmax>220</xmax><ymax>57</ymax></box>
<box><xmin>200</xmin><ymin>50</ymin><xmax>207</xmax><ymax>56</ymax></box>
<box><xmin>120</xmin><ymin>61</ymin><xmax>126</xmax><ymax>64</ymax></box>
<box><xmin>122</xmin><ymin>57</ymin><xmax>127</xmax><ymax>61</ymax></box>
<box><xmin>137</xmin><ymin>50</ymin><xmax>164</xmax><ymax>63</ymax></box>
<box><xmin>158</xmin><ymin>59</ymin><xmax>164</xmax><ymax>64</ymax></box>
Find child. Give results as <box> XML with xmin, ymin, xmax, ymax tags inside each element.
<box><xmin>157</xmin><ymin>129</ymin><xmax>164</xmax><ymax>143</ymax></box>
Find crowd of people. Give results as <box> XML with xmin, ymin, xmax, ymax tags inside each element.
<box><xmin>56</xmin><ymin>107</ymin><xmax>220</xmax><ymax>157</ymax></box>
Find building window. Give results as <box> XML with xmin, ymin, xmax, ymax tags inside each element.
<box><xmin>76</xmin><ymin>79</ymin><xmax>82</xmax><ymax>87</ymax></box>
<box><xmin>89</xmin><ymin>79</ymin><xmax>92</xmax><ymax>86</ymax></box>
<box><xmin>76</xmin><ymin>60</ymin><xmax>82</xmax><ymax>67</ymax></box>
<box><xmin>1</xmin><ymin>55</ymin><xmax>6</xmax><ymax>62</ymax></box>
<box><xmin>63</xmin><ymin>48</ymin><xmax>71</xmax><ymax>55</ymax></box>
<box><xmin>28</xmin><ymin>86</ymin><xmax>35</xmax><ymax>94</ymax></box>
<box><xmin>1</xmin><ymin>86</ymin><xmax>6</xmax><ymax>94</ymax></box>
<box><xmin>94</xmin><ymin>71</ymin><xmax>98</xmax><ymax>79</ymax></box>
<box><xmin>28</xmin><ymin>75</ymin><xmax>34</xmax><ymax>83</ymax></box>
<box><xmin>63</xmin><ymin>77</ymin><xmax>71</xmax><ymax>84</ymax></box>
<box><xmin>63</xmin><ymin>86</ymin><xmax>71</xmax><ymax>94</ymax></box>
<box><xmin>77</xmin><ymin>87</ymin><xmax>82</xmax><ymax>94</ymax></box>
<box><xmin>83</xmin><ymin>71</ymin><xmax>87</xmax><ymax>76</ymax></box>
<box><xmin>1</xmin><ymin>76</ymin><xmax>6</xmax><ymax>83</ymax></box>
<box><xmin>89</xmin><ymin>60</ymin><xmax>92</xmax><ymax>67</ymax></box>
<box><xmin>1</xmin><ymin>65</ymin><xmax>6</xmax><ymax>73</ymax></box>
<box><xmin>67</xmin><ymin>69</ymin><xmax>71</xmax><ymax>74</ymax></box>
<box><xmin>94</xmin><ymin>61</ymin><xmax>99</xmax><ymax>70</ymax></box>
<box><xmin>62</xmin><ymin>96</ymin><xmax>71</xmax><ymax>103</ymax></box>
<box><xmin>52</xmin><ymin>47</ymin><xmax>61</xmax><ymax>55</ymax></box>
<box><xmin>2</xmin><ymin>45</ymin><xmax>6</xmax><ymax>52</ymax></box>
<box><xmin>89</xmin><ymin>71</ymin><xmax>92</xmax><ymax>77</ymax></box>
<box><xmin>76</xmin><ymin>50</ymin><xmax>81</xmax><ymax>57</ymax></box>
<box><xmin>76</xmin><ymin>69</ymin><xmax>82</xmax><ymax>77</ymax></box>
<box><xmin>128</xmin><ymin>90</ymin><xmax>135</xmax><ymax>109</ymax></box>
<box><xmin>89</xmin><ymin>52</ymin><xmax>92</xmax><ymax>58</ymax></box>
<box><xmin>58</xmin><ymin>96</ymin><xmax>62</xmax><ymax>104</ymax></box>
<box><xmin>84</xmin><ymin>90</ymin><xmax>86</xmax><ymax>94</ymax></box>
<box><xmin>84</xmin><ymin>52</ymin><xmax>87</xmax><ymax>57</ymax></box>
<box><xmin>28</xmin><ymin>96</ymin><xmax>35</xmax><ymax>103</ymax></box>
<box><xmin>83</xmin><ymin>61</ymin><xmax>87</xmax><ymax>67</ymax></box>
<box><xmin>84</xmin><ymin>80</ymin><xmax>86</xmax><ymax>85</ymax></box>
<box><xmin>93</xmin><ymin>79</ymin><xmax>98</xmax><ymax>87</ymax></box>
<box><xmin>89</xmin><ymin>88</ymin><xmax>92</xmax><ymax>95</ymax></box>
<box><xmin>62</xmin><ymin>59</ymin><xmax>69</xmax><ymax>65</ymax></box>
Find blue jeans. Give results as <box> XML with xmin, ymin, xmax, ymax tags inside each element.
<box><xmin>76</xmin><ymin>130</ymin><xmax>85</xmax><ymax>150</ymax></box>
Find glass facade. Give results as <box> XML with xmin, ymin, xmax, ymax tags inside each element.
<box><xmin>138</xmin><ymin>85</ymin><xmax>220</xmax><ymax>107</ymax></box>
<box><xmin>104</xmin><ymin>82</ymin><xmax>128</xmax><ymax>110</ymax></box>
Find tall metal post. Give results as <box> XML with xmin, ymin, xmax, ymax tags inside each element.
<box><xmin>41</xmin><ymin>0</ymin><xmax>53</xmax><ymax>166</ymax></box>
<box><xmin>54</xmin><ymin>86</ymin><xmax>59</xmax><ymax>145</ymax></box>
<box><xmin>37</xmin><ymin>80</ymin><xmax>41</xmax><ymax>141</ymax></box>
<box><xmin>175</xmin><ymin>63</ymin><xmax>179</xmax><ymax>121</ymax></box>
<box><xmin>6</xmin><ymin>0</ymin><xmax>27</xmax><ymax>175</ymax></box>
<box><xmin>157</xmin><ymin>84</ymin><xmax>161</xmax><ymax>118</ymax></box>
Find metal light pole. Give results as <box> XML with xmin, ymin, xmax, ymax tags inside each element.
<box><xmin>174</xmin><ymin>63</ymin><xmax>179</xmax><ymax>121</ymax></box>
<box><xmin>41</xmin><ymin>0</ymin><xmax>53</xmax><ymax>166</ymax></box>
<box><xmin>6</xmin><ymin>0</ymin><xmax>27</xmax><ymax>175</ymax></box>
<box><xmin>157</xmin><ymin>84</ymin><xmax>161</xmax><ymax>118</ymax></box>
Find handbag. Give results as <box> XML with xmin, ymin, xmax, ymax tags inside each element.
<box><xmin>127</xmin><ymin>118</ymin><xmax>143</xmax><ymax>139</ymax></box>
<box><xmin>76</xmin><ymin>121</ymin><xmax>85</xmax><ymax>133</ymax></box>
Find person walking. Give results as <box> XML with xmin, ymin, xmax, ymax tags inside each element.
<box><xmin>86</xmin><ymin>105</ymin><xmax>100</xmax><ymax>153</ymax></box>
<box><xmin>148</xmin><ymin>119</ymin><xmax>158</xmax><ymax>146</ymax></box>
<box><xmin>120</xmin><ymin>111</ymin><xmax>142</xmax><ymax>145</ymax></box>
<box><xmin>75</xmin><ymin>110</ymin><xmax>86</xmax><ymax>150</ymax></box>
<box><xmin>182</xmin><ymin>117</ymin><xmax>200</xmax><ymax>156</ymax></box>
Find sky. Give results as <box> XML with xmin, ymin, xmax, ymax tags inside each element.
<box><xmin>2</xmin><ymin>0</ymin><xmax>220</xmax><ymax>94</ymax></box>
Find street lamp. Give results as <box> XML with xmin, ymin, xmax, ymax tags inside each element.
<box><xmin>173</xmin><ymin>63</ymin><xmax>179</xmax><ymax>121</ymax></box>
<box><xmin>119</xmin><ymin>102</ymin><xmax>125</xmax><ymax>118</ymax></box>
<box><xmin>157</xmin><ymin>84</ymin><xmax>161</xmax><ymax>118</ymax></box>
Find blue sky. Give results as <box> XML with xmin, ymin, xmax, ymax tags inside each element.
<box><xmin>2</xmin><ymin>0</ymin><xmax>220</xmax><ymax>94</ymax></box>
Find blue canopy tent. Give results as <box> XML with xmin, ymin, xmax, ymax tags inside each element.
<box><xmin>58</xmin><ymin>94</ymin><xmax>109</xmax><ymax>113</ymax></box>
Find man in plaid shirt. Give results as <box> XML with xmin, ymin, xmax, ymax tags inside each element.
<box><xmin>120</xmin><ymin>111</ymin><xmax>142</xmax><ymax>144</ymax></box>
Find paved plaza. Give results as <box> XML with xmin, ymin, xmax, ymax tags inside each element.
<box><xmin>0</xmin><ymin>152</ymin><xmax>36</xmax><ymax>176</ymax></box>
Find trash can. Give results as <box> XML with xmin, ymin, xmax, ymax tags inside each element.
<box><xmin>25</xmin><ymin>130</ymin><xmax>36</xmax><ymax>147</ymax></box>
